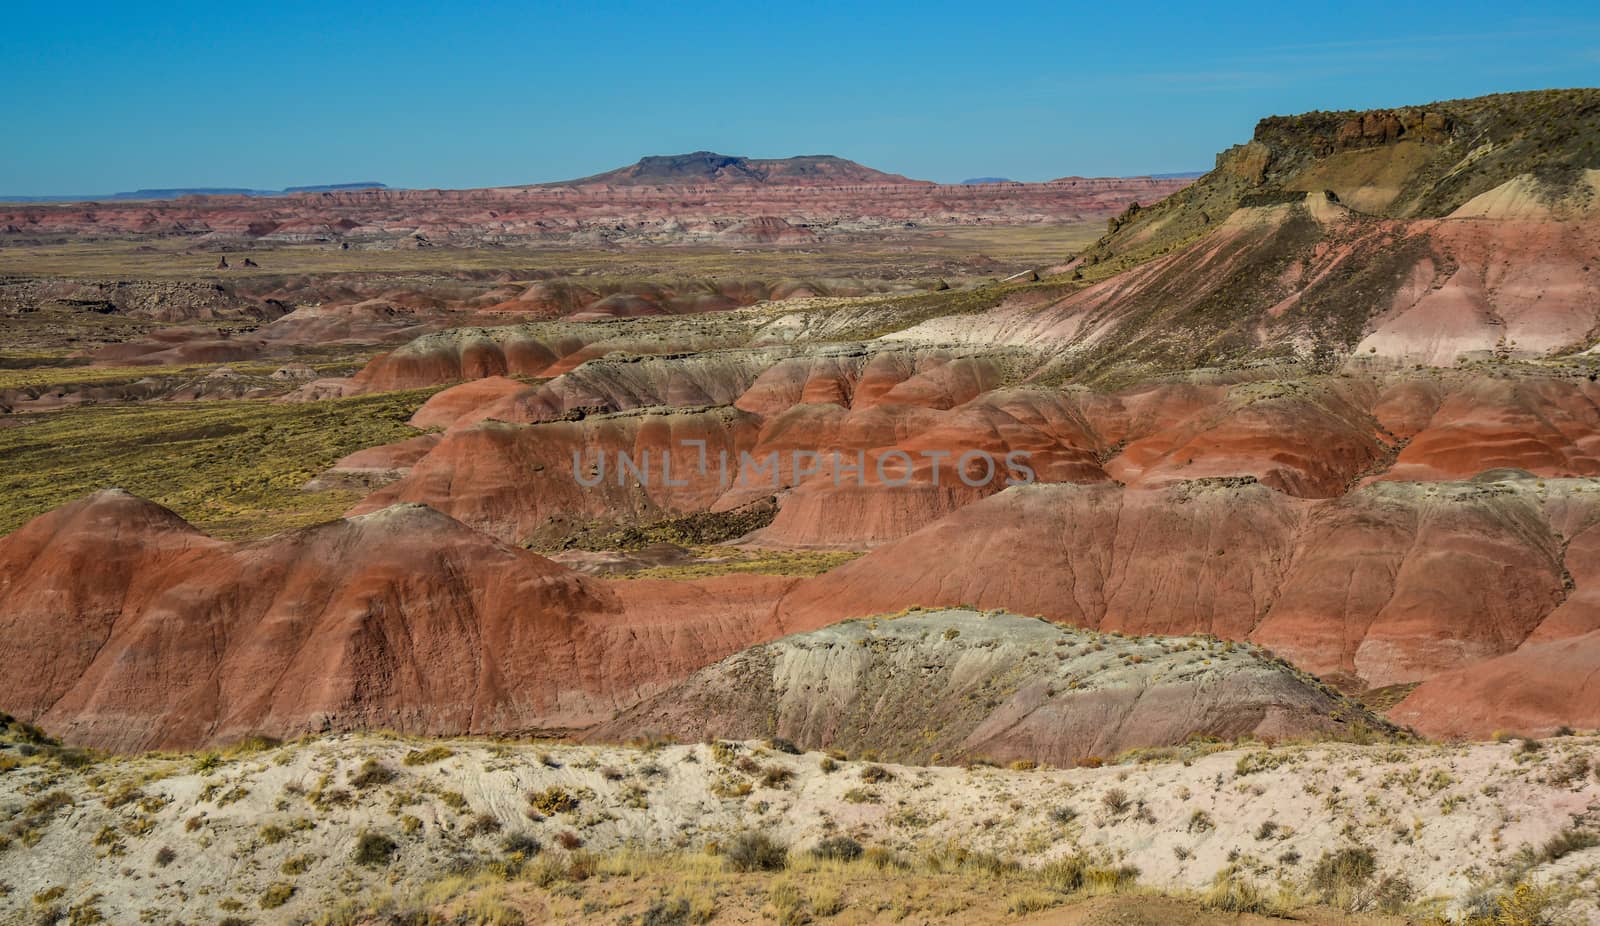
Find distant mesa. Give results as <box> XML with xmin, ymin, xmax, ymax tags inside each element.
<box><xmin>959</xmin><ymin>177</ymin><xmax>1015</xmax><ymax>184</ymax></box>
<box><xmin>0</xmin><ymin>182</ymin><xmax>389</xmax><ymax>203</ymax></box>
<box><xmin>547</xmin><ymin>151</ymin><xmax>926</xmax><ymax>187</ymax></box>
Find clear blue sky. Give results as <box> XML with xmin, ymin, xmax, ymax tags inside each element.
<box><xmin>3</xmin><ymin>1</ymin><xmax>1597</xmax><ymax>194</ymax></box>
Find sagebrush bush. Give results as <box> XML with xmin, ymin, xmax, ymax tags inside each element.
<box><xmin>352</xmin><ymin>831</ymin><xmax>396</xmax><ymax>867</ymax></box>
<box><xmin>347</xmin><ymin>758</ymin><xmax>396</xmax><ymax>789</ymax></box>
<box><xmin>859</xmin><ymin>765</ymin><xmax>894</xmax><ymax>784</ymax></box>
<box><xmin>1308</xmin><ymin>846</ymin><xmax>1376</xmax><ymax>910</ymax></box>
<box><xmin>724</xmin><ymin>831</ymin><xmax>788</xmax><ymax>872</ymax></box>
<box><xmin>810</xmin><ymin>836</ymin><xmax>863</xmax><ymax>862</ymax></box>
<box><xmin>527</xmin><ymin>786</ymin><xmax>579</xmax><ymax>816</ymax></box>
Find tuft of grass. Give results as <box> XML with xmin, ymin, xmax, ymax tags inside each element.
<box><xmin>1200</xmin><ymin>865</ymin><xmax>1286</xmax><ymax>914</ymax></box>
<box><xmin>760</xmin><ymin>764</ymin><xmax>795</xmax><ymax>789</ymax></box>
<box><xmin>352</xmin><ymin>831</ymin><xmax>397</xmax><ymax>867</ymax></box>
<box><xmin>527</xmin><ymin>786</ymin><xmax>579</xmax><ymax>816</ymax></box>
<box><xmin>1308</xmin><ymin>846</ymin><xmax>1376</xmax><ymax>911</ymax></box>
<box><xmin>259</xmin><ymin>882</ymin><xmax>295</xmax><ymax>910</ymax></box>
<box><xmin>402</xmin><ymin>746</ymin><xmax>455</xmax><ymax>767</ymax></box>
<box><xmin>858</xmin><ymin>765</ymin><xmax>894</xmax><ymax>784</ymax></box>
<box><xmin>465</xmin><ymin>813</ymin><xmax>504</xmax><ymax>837</ymax></box>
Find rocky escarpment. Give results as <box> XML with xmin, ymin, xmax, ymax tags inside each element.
<box><xmin>884</xmin><ymin>99</ymin><xmax>1600</xmax><ymax>376</ymax></box>
<box><xmin>592</xmin><ymin>609</ymin><xmax>1393</xmax><ymax>765</ymax></box>
<box><xmin>1080</xmin><ymin>88</ymin><xmax>1600</xmax><ymax>273</ymax></box>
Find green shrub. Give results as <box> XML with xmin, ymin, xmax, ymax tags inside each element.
<box><xmin>352</xmin><ymin>831</ymin><xmax>397</xmax><ymax>867</ymax></box>
<box><xmin>810</xmin><ymin>836</ymin><xmax>863</xmax><ymax>862</ymax></box>
<box><xmin>724</xmin><ymin>831</ymin><xmax>788</xmax><ymax>872</ymax></box>
<box><xmin>1373</xmin><ymin>874</ymin><xmax>1415</xmax><ymax>914</ymax></box>
<box><xmin>1540</xmin><ymin>826</ymin><xmax>1598</xmax><ymax>863</ymax></box>
<box><xmin>1048</xmin><ymin>806</ymin><xmax>1078</xmax><ymax>825</ymax></box>
<box><xmin>502</xmin><ymin>833</ymin><xmax>541</xmax><ymax>858</ymax></box>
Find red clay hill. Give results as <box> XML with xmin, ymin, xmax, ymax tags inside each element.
<box><xmin>6</xmin><ymin>91</ymin><xmax>1600</xmax><ymax>749</ymax></box>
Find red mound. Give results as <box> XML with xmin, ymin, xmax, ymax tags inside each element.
<box><xmin>351</xmin><ymin>408</ymin><xmax>763</xmax><ymax>543</ymax></box>
<box><xmin>778</xmin><ymin>478</ymin><xmax>1590</xmax><ymax>690</ymax></box>
<box><xmin>0</xmin><ymin>491</ymin><xmax>787</xmax><ymax>751</ymax></box>
<box><xmin>408</xmin><ymin>376</ymin><xmax>529</xmax><ymax>430</ymax></box>
<box><xmin>1391</xmin><ymin>631</ymin><xmax>1600</xmax><ymax>738</ymax></box>
<box><xmin>1380</xmin><ymin>376</ymin><xmax>1600</xmax><ymax>481</ymax></box>
<box><xmin>1104</xmin><ymin>380</ymin><xmax>1387</xmax><ymax>497</ymax></box>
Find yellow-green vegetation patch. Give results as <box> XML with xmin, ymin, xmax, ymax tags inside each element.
<box><xmin>0</xmin><ymin>388</ymin><xmax>435</xmax><ymax>538</ymax></box>
<box><xmin>0</xmin><ymin>358</ymin><xmax>356</xmax><ymax>392</ymax></box>
<box><xmin>625</xmin><ymin>549</ymin><xmax>864</xmax><ymax>580</ymax></box>
<box><xmin>0</xmin><ymin>226</ymin><xmax>1102</xmax><ymax>281</ymax></box>
<box><xmin>402</xmin><ymin>746</ymin><xmax>456</xmax><ymax>767</ymax></box>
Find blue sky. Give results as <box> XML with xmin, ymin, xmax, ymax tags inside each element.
<box><xmin>3</xmin><ymin>1</ymin><xmax>1597</xmax><ymax>194</ymax></box>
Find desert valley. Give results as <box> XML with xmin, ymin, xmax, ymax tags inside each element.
<box><xmin>3</xmin><ymin>82</ymin><xmax>1600</xmax><ymax>926</ymax></box>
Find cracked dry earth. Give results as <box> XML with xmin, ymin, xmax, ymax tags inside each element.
<box><xmin>3</xmin><ymin>732</ymin><xmax>1599</xmax><ymax>924</ymax></box>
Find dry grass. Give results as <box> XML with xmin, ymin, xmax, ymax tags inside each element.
<box><xmin>0</xmin><ymin>357</ymin><xmax>353</xmax><ymax>392</ymax></box>
<box><xmin>383</xmin><ymin>842</ymin><xmax>1151</xmax><ymax>925</ymax></box>
<box><xmin>621</xmin><ymin>549</ymin><xmax>865</xmax><ymax>580</ymax></box>
<box><xmin>0</xmin><ymin>225</ymin><xmax>1103</xmax><ymax>281</ymax></box>
<box><xmin>0</xmin><ymin>387</ymin><xmax>434</xmax><ymax>537</ymax></box>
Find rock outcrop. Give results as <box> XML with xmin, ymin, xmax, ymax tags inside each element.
<box><xmin>593</xmin><ymin>609</ymin><xmax>1392</xmax><ymax>766</ymax></box>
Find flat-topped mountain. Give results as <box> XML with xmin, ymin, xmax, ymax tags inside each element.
<box><xmin>550</xmin><ymin>151</ymin><xmax>924</xmax><ymax>187</ymax></box>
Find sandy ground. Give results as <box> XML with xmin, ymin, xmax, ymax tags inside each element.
<box><xmin>3</xmin><ymin>733</ymin><xmax>1599</xmax><ymax>923</ymax></box>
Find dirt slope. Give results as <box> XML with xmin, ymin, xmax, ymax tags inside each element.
<box><xmin>593</xmin><ymin>609</ymin><xmax>1391</xmax><ymax>765</ymax></box>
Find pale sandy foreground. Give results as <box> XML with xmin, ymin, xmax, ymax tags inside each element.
<box><xmin>2</xmin><ymin>733</ymin><xmax>1598</xmax><ymax>924</ymax></box>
